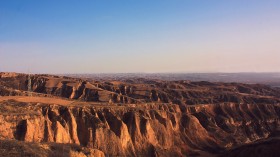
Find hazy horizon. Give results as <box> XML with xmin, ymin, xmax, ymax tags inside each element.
<box><xmin>1</xmin><ymin>0</ymin><xmax>280</xmax><ymax>73</ymax></box>
<box><xmin>2</xmin><ymin>71</ymin><xmax>280</xmax><ymax>75</ymax></box>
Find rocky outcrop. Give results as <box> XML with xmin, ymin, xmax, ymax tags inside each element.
<box><xmin>2</xmin><ymin>74</ymin><xmax>280</xmax><ymax>106</ymax></box>
<box><xmin>1</xmin><ymin>73</ymin><xmax>280</xmax><ymax>156</ymax></box>
<box><xmin>0</xmin><ymin>100</ymin><xmax>279</xmax><ymax>156</ymax></box>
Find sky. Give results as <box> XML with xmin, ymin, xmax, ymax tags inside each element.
<box><xmin>0</xmin><ymin>0</ymin><xmax>280</xmax><ymax>74</ymax></box>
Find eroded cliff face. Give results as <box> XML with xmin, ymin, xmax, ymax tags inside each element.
<box><xmin>0</xmin><ymin>100</ymin><xmax>279</xmax><ymax>156</ymax></box>
<box><xmin>1</xmin><ymin>73</ymin><xmax>280</xmax><ymax>105</ymax></box>
<box><xmin>1</xmin><ymin>73</ymin><xmax>280</xmax><ymax>156</ymax></box>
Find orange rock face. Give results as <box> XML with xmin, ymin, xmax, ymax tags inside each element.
<box><xmin>0</xmin><ymin>102</ymin><xmax>278</xmax><ymax>156</ymax></box>
<box><xmin>0</xmin><ymin>73</ymin><xmax>280</xmax><ymax>156</ymax></box>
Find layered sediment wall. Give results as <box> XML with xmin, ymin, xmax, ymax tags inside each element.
<box><xmin>1</xmin><ymin>73</ymin><xmax>280</xmax><ymax>156</ymax></box>
<box><xmin>0</xmin><ymin>101</ymin><xmax>279</xmax><ymax>156</ymax></box>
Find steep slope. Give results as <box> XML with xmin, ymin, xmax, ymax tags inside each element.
<box><xmin>0</xmin><ymin>73</ymin><xmax>280</xmax><ymax>156</ymax></box>
<box><xmin>1</xmin><ymin>73</ymin><xmax>280</xmax><ymax>105</ymax></box>
<box><xmin>220</xmin><ymin>138</ymin><xmax>280</xmax><ymax>157</ymax></box>
<box><xmin>0</xmin><ymin>98</ymin><xmax>279</xmax><ymax>156</ymax></box>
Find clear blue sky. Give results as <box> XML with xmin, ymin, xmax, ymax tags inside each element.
<box><xmin>1</xmin><ymin>0</ymin><xmax>280</xmax><ymax>73</ymax></box>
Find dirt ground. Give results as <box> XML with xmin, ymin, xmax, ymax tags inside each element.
<box><xmin>0</xmin><ymin>96</ymin><xmax>74</xmax><ymax>105</ymax></box>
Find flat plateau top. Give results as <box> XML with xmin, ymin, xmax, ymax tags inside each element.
<box><xmin>0</xmin><ymin>96</ymin><xmax>74</xmax><ymax>105</ymax></box>
<box><xmin>0</xmin><ymin>96</ymin><xmax>119</xmax><ymax>107</ymax></box>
